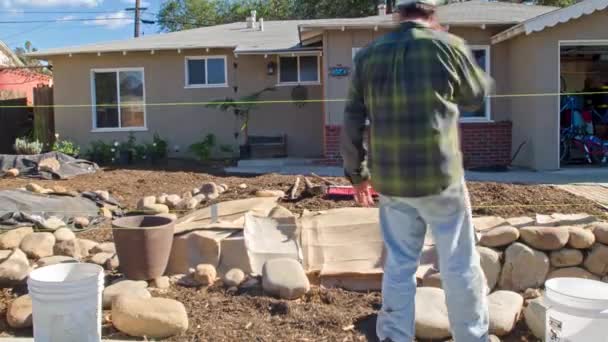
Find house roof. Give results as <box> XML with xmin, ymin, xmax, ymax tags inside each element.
<box><xmin>0</xmin><ymin>40</ymin><xmax>24</xmax><ymax>67</ymax></box>
<box><xmin>29</xmin><ymin>1</ymin><xmax>557</xmax><ymax>58</ymax></box>
<box><xmin>492</xmin><ymin>0</ymin><xmax>608</xmax><ymax>44</ymax></box>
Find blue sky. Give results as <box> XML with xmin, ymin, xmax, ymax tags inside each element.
<box><xmin>0</xmin><ymin>0</ymin><xmax>163</xmax><ymax>51</ymax></box>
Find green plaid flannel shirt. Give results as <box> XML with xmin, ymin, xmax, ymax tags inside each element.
<box><xmin>341</xmin><ymin>21</ymin><xmax>491</xmax><ymax>197</ymax></box>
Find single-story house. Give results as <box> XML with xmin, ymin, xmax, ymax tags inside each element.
<box><xmin>0</xmin><ymin>41</ymin><xmax>52</xmax><ymax>104</ymax></box>
<box><xmin>29</xmin><ymin>0</ymin><xmax>608</xmax><ymax>170</ymax></box>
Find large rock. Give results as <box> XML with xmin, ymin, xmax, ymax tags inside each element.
<box><xmin>103</xmin><ymin>280</ymin><xmax>150</xmax><ymax>309</ymax></box>
<box><xmin>142</xmin><ymin>203</ymin><xmax>170</xmax><ymax>215</ymax></box>
<box><xmin>137</xmin><ymin>196</ymin><xmax>157</xmax><ymax>209</ymax></box>
<box><xmin>53</xmin><ymin>227</ymin><xmax>76</xmax><ymax>242</ymax></box>
<box><xmin>0</xmin><ymin>227</ymin><xmax>34</xmax><ymax>249</ymax></box>
<box><xmin>26</xmin><ymin>183</ymin><xmax>45</xmax><ymax>193</ymax></box>
<box><xmin>499</xmin><ymin>243</ymin><xmax>549</xmax><ymax>291</ymax></box>
<box><xmin>6</xmin><ymin>294</ymin><xmax>33</xmax><ymax>328</ymax></box>
<box><xmin>536</xmin><ymin>214</ymin><xmax>559</xmax><ymax>226</ymax></box>
<box><xmin>41</xmin><ymin>217</ymin><xmax>66</xmax><ymax>230</ymax></box>
<box><xmin>262</xmin><ymin>258</ymin><xmax>310</xmax><ymax>300</ymax></box>
<box><xmin>94</xmin><ymin>190</ymin><xmax>110</xmax><ymax>202</ymax></box>
<box><xmin>165</xmin><ymin>194</ymin><xmax>182</xmax><ymax>209</ymax></box>
<box><xmin>473</xmin><ymin>216</ymin><xmax>507</xmax><ymax>232</ymax></box>
<box><xmin>479</xmin><ymin>226</ymin><xmax>520</xmax><ymax>248</ymax></box>
<box><xmin>506</xmin><ymin>216</ymin><xmax>534</xmax><ymax>228</ymax></box>
<box><xmin>519</xmin><ymin>226</ymin><xmax>569</xmax><ymax>251</ymax></box>
<box><xmin>36</xmin><ymin>255</ymin><xmax>77</xmax><ymax>268</ymax></box>
<box><xmin>112</xmin><ymin>296</ymin><xmax>188</xmax><ymax>338</ymax></box>
<box><xmin>524</xmin><ymin>297</ymin><xmax>549</xmax><ymax>339</ymax></box>
<box><xmin>547</xmin><ymin>267</ymin><xmax>600</xmax><ymax>280</ymax></box>
<box><xmin>551</xmin><ymin>213</ymin><xmax>595</xmax><ymax>226</ymax></box>
<box><xmin>91</xmin><ymin>242</ymin><xmax>116</xmax><ymax>254</ymax></box>
<box><xmin>567</xmin><ymin>226</ymin><xmax>595</xmax><ymax>249</ymax></box>
<box><xmin>5</xmin><ymin>168</ymin><xmax>19</xmax><ymax>177</ymax></box>
<box><xmin>20</xmin><ymin>232</ymin><xmax>55</xmax><ymax>259</ymax></box>
<box><xmin>90</xmin><ymin>252</ymin><xmax>113</xmax><ymax>266</ymax></box>
<box><xmin>222</xmin><ymin>268</ymin><xmax>246</xmax><ymax>287</ymax></box>
<box><xmin>38</xmin><ymin>158</ymin><xmax>60</xmax><ymax>173</ymax></box>
<box><xmin>53</xmin><ymin>239</ymin><xmax>82</xmax><ymax>259</ymax></box>
<box><xmin>584</xmin><ymin>243</ymin><xmax>608</xmax><ymax>276</ymax></box>
<box><xmin>590</xmin><ymin>222</ymin><xmax>608</xmax><ymax>244</ymax></box>
<box><xmin>77</xmin><ymin>239</ymin><xmax>98</xmax><ymax>257</ymax></box>
<box><xmin>478</xmin><ymin>247</ymin><xmax>502</xmax><ymax>291</ymax></box>
<box><xmin>166</xmin><ymin>231</ymin><xmax>222</xmax><ymax>274</ymax></box>
<box><xmin>0</xmin><ymin>250</ymin><xmax>11</xmax><ymax>262</ymax></box>
<box><xmin>550</xmin><ymin>248</ymin><xmax>583</xmax><ymax>267</ymax></box>
<box><xmin>488</xmin><ymin>291</ymin><xmax>524</xmax><ymax>336</ymax></box>
<box><xmin>151</xmin><ymin>276</ymin><xmax>170</xmax><ymax>289</ymax></box>
<box><xmin>0</xmin><ymin>249</ymin><xmax>30</xmax><ymax>287</ymax></box>
<box><xmin>194</xmin><ymin>264</ymin><xmax>217</xmax><ymax>286</ymax></box>
<box><xmin>414</xmin><ymin>287</ymin><xmax>451</xmax><ymax>340</ymax></box>
<box><xmin>200</xmin><ymin>182</ymin><xmax>219</xmax><ymax>197</ymax></box>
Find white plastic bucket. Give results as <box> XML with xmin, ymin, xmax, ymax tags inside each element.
<box><xmin>27</xmin><ymin>263</ymin><xmax>104</xmax><ymax>342</ymax></box>
<box><xmin>544</xmin><ymin>277</ymin><xmax>608</xmax><ymax>342</ymax></box>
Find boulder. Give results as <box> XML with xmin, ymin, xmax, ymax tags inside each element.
<box><xmin>222</xmin><ymin>268</ymin><xmax>246</xmax><ymax>288</ymax></box>
<box><xmin>219</xmin><ymin>184</ymin><xmax>229</xmax><ymax>193</ymax></box>
<box><xmin>0</xmin><ymin>249</ymin><xmax>30</xmax><ymax>287</ymax></box>
<box><xmin>91</xmin><ymin>242</ymin><xmax>116</xmax><ymax>254</ymax></box>
<box><xmin>472</xmin><ymin>216</ymin><xmax>507</xmax><ymax>232</ymax></box>
<box><xmin>488</xmin><ymin>291</ymin><xmax>524</xmax><ymax>336</ymax></box>
<box><xmin>414</xmin><ymin>287</ymin><xmax>451</xmax><ymax>340</ymax></box>
<box><xmin>255</xmin><ymin>190</ymin><xmax>286</xmax><ymax>198</ymax></box>
<box><xmin>53</xmin><ymin>227</ymin><xmax>76</xmax><ymax>242</ymax></box>
<box><xmin>73</xmin><ymin>217</ymin><xmax>90</xmax><ymax>228</ymax></box>
<box><xmin>479</xmin><ymin>226</ymin><xmax>520</xmax><ymax>248</ymax></box>
<box><xmin>20</xmin><ymin>232</ymin><xmax>56</xmax><ymax>259</ymax></box>
<box><xmin>166</xmin><ymin>230</ymin><xmax>222</xmax><ymax>274</ymax></box>
<box><xmin>547</xmin><ymin>267</ymin><xmax>600</xmax><ymax>281</ymax></box>
<box><xmin>165</xmin><ymin>194</ymin><xmax>182</xmax><ymax>209</ymax></box>
<box><xmin>262</xmin><ymin>258</ymin><xmax>310</xmax><ymax>300</ymax></box>
<box><xmin>177</xmin><ymin>198</ymin><xmax>200</xmax><ymax>211</ymax></box>
<box><xmin>478</xmin><ymin>246</ymin><xmax>501</xmax><ymax>291</ymax></box>
<box><xmin>590</xmin><ymin>222</ymin><xmax>608</xmax><ymax>244</ymax></box>
<box><xmin>90</xmin><ymin>252</ymin><xmax>113</xmax><ymax>266</ymax></box>
<box><xmin>550</xmin><ymin>249</ymin><xmax>583</xmax><ymax>267</ymax></box>
<box><xmin>200</xmin><ymin>182</ymin><xmax>219</xmax><ymax>197</ymax></box>
<box><xmin>0</xmin><ymin>226</ymin><xmax>34</xmax><ymax>249</ymax></box>
<box><xmin>0</xmin><ymin>250</ymin><xmax>11</xmax><ymax>262</ymax></box>
<box><xmin>524</xmin><ymin>297</ymin><xmax>549</xmax><ymax>339</ymax></box>
<box><xmin>519</xmin><ymin>226</ymin><xmax>569</xmax><ymax>251</ymax></box>
<box><xmin>6</xmin><ymin>294</ymin><xmax>33</xmax><ymax>329</ymax></box>
<box><xmin>103</xmin><ymin>280</ymin><xmax>150</xmax><ymax>309</ymax></box>
<box><xmin>422</xmin><ymin>271</ymin><xmax>442</xmax><ymax>289</ymax></box>
<box><xmin>194</xmin><ymin>264</ymin><xmax>217</xmax><ymax>286</ymax></box>
<box><xmin>137</xmin><ymin>196</ymin><xmax>157</xmax><ymax>209</ymax></box>
<box><xmin>38</xmin><ymin>158</ymin><xmax>60</xmax><ymax>173</ymax></box>
<box><xmin>567</xmin><ymin>226</ymin><xmax>595</xmax><ymax>249</ymax></box>
<box><xmin>551</xmin><ymin>213</ymin><xmax>595</xmax><ymax>226</ymax></box>
<box><xmin>506</xmin><ymin>216</ymin><xmax>535</xmax><ymax>228</ymax></box>
<box><xmin>94</xmin><ymin>190</ymin><xmax>110</xmax><ymax>202</ymax></box>
<box><xmin>151</xmin><ymin>276</ymin><xmax>170</xmax><ymax>289</ymax></box>
<box><xmin>77</xmin><ymin>239</ymin><xmax>98</xmax><ymax>257</ymax></box>
<box><xmin>142</xmin><ymin>203</ymin><xmax>170</xmax><ymax>215</ymax></box>
<box><xmin>53</xmin><ymin>239</ymin><xmax>82</xmax><ymax>259</ymax></box>
<box><xmin>112</xmin><ymin>296</ymin><xmax>188</xmax><ymax>339</ymax></box>
<box><xmin>40</xmin><ymin>217</ymin><xmax>66</xmax><ymax>230</ymax></box>
<box><xmin>584</xmin><ymin>243</ymin><xmax>608</xmax><ymax>276</ymax></box>
<box><xmin>156</xmin><ymin>194</ymin><xmax>169</xmax><ymax>205</ymax></box>
<box><xmin>499</xmin><ymin>242</ymin><xmax>549</xmax><ymax>291</ymax></box>
<box><xmin>26</xmin><ymin>183</ymin><xmax>45</xmax><ymax>193</ymax></box>
<box><xmin>5</xmin><ymin>168</ymin><xmax>19</xmax><ymax>177</ymax></box>
<box><xmin>36</xmin><ymin>255</ymin><xmax>77</xmax><ymax>268</ymax></box>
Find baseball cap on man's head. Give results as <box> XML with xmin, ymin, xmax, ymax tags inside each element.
<box><xmin>397</xmin><ymin>0</ymin><xmax>444</xmax><ymax>8</ymax></box>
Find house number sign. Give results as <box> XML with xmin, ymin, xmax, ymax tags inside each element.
<box><xmin>329</xmin><ymin>66</ymin><xmax>350</xmax><ymax>77</ymax></box>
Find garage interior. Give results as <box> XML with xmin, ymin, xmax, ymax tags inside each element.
<box><xmin>560</xmin><ymin>43</ymin><xmax>608</xmax><ymax>166</ymax></box>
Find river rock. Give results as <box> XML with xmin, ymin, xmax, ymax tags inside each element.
<box><xmin>536</xmin><ymin>214</ymin><xmax>559</xmax><ymax>226</ymax></box>
<box><xmin>53</xmin><ymin>239</ymin><xmax>82</xmax><ymax>259</ymax></box>
<box><xmin>36</xmin><ymin>255</ymin><xmax>77</xmax><ymax>268</ymax></box>
<box><xmin>38</xmin><ymin>158</ymin><xmax>60</xmax><ymax>173</ymax></box>
<box><xmin>473</xmin><ymin>216</ymin><xmax>507</xmax><ymax>232</ymax></box>
<box><xmin>105</xmin><ymin>254</ymin><xmax>119</xmax><ymax>270</ymax></box>
<box><xmin>200</xmin><ymin>182</ymin><xmax>219</xmax><ymax>196</ymax></box>
<box><xmin>142</xmin><ymin>203</ymin><xmax>170</xmax><ymax>214</ymax></box>
<box><xmin>54</xmin><ymin>227</ymin><xmax>76</xmax><ymax>242</ymax></box>
<box><xmin>94</xmin><ymin>190</ymin><xmax>110</xmax><ymax>202</ymax></box>
<box><xmin>178</xmin><ymin>198</ymin><xmax>200</xmax><ymax>211</ymax></box>
<box><xmin>584</xmin><ymin>243</ymin><xmax>608</xmax><ymax>276</ymax></box>
<box><xmin>519</xmin><ymin>226</ymin><xmax>569</xmax><ymax>251</ymax></box>
<box><xmin>40</xmin><ymin>217</ymin><xmax>66</xmax><ymax>230</ymax></box>
<box><xmin>219</xmin><ymin>184</ymin><xmax>229</xmax><ymax>193</ymax></box>
<box><xmin>26</xmin><ymin>183</ymin><xmax>45</xmax><ymax>193</ymax></box>
<box><xmin>112</xmin><ymin>296</ymin><xmax>188</xmax><ymax>338</ymax></box>
<box><xmin>223</xmin><ymin>268</ymin><xmax>246</xmax><ymax>287</ymax></box>
<box><xmin>77</xmin><ymin>239</ymin><xmax>98</xmax><ymax>257</ymax></box>
<box><xmin>6</xmin><ymin>294</ymin><xmax>33</xmax><ymax>328</ymax></box>
<box><xmin>0</xmin><ymin>250</ymin><xmax>10</xmax><ymax>262</ymax></box>
<box><xmin>194</xmin><ymin>264</ymin><xmax>217</xmax><ymax>286</ymax></box>
<box><xmin>478</xmin><ymin>246</ymin><xmax>501</xmax><ymax>291</ymax></box>
<box><xmin>550</xmin><ymin>248</ymin><xmax>583</xmax><ymax>267</ymax></box>
<box><xmin>73</xmin><ymin>216</ymin><xmax>90</xmax><ymax>228</ymax></box>
<box><xmin>0</xmin><ymin>226</ymin><xmax>33</xmax><ymax>249</ymax></box>
<box><xmin>523</xmin><ymin>288</ymin><xmax>542</xmax><ymax>300</ymax></box>
<box><xmin>103</xmin><ymin>280</ymin><xmax>150</xmax><ymax>309</ymax></box>
<box><xmin>238</xmin><ymin>183</ymin><xmax>248</xmax><ymax>189</ymax></box>
<box><xmin>151</xmin><ymin>276</ymin><xmax>170</xmax><ymax>289</ymax></box>
<box><xmin>499</xmin><ymin>242</ymin><xmax>549</xmax><ymax>291</ymax></box>
<box><xmin>50</xmin><ymin>185</ymin><xmax>68</xmax><ymax>194</ymax></box>
<box><xmin>90</xmin><ymin>252</ymin><xmax>113</xmax><ymax>266</ymax></box>
<box><xmin>156</xmin><ymin>194</ymin><xmax>168</xmax><ymax>205</ymax></box>
<box><xmin>547</xmin><ymin>267</ymin><xmax>600</xmax><ymax>280</ymax></box>
<box><xmin>524</xmin><ymin>297</ymin><xmax>549</xmax><ymax>339</ymax></box>
<box><xmin>414</xmin><ymin>287</ymin><xmax>451</xmax><ymax>340</ymax></box>
<box><xmin>551</xmin><ymin>213</ymin><xmax>595</xmax><ymax>226</ymax></box>
<box><xmin>567</xmin><ymin>226</ymin><xmax>595</xmax><ymax>249</ymax></box>
<box><xmin>255</xmin><ymin>190</ymin><xmax>285</xmax><ymax>198</ymax></box>
<box><xmin>137</xmin><ymin>196</ymin><xmax>157</xmax><ymax>209</ymax></box>
<box><xmin>0</xmin><ymin>249</ymin><xmax>30</xmax><ymax>287</ymax></box>
<box><xmin>91</xmin><ymin>242</ymin><xmax>116</xmax><ymax>254</ymax></box>
<box><xmin>479</xmin><ymin>226</ymin><xmax>520</xmax><ymax>248</ymax></box>
<box><xmin>488</xmin><ymin>290</ymin><xmax>524</xmax><ymax>336</ymax></box>
<box><xmin>100</xmin><ymin>207</ymin><xmax>113</xmax><ymax>219</ymax></box>
<box><xmin>20</xmin><ymin>232</ymin><xmax>55</xmax><ymax>259</ymax></box>
<box><xmin>5</xmin><ymin>168</ymin><xmax>19</xmax><ymax>177</ymax></box>
<box><xmin>262</xmin><ymin>258</ymin><xmax>310</xmax><ymax>299</ymax></box>
<box><xmin>506</xmin><ymin>216</ymin><xmax>535</xmax><ymax>228</ymax></box>
<box><xmin>590</xmin><ymin>222</ymin><xmax>608</xmax><ymax>244</ymax></box>
<box><xmin>165</xmin><ymin>194</ymin><xmax>181</xmax><ymax>209</ymax></box>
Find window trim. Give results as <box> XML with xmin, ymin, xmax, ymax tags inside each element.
<box><xmin>90</xmin><ymin>67</ymin><xmax>147</xmax><ymax>133</ymax></box>
<box><xmin>277</xmin><ymin>55</ymin><xmax>321</xmax><ymax>86</ymax></box>
<box><xmin>184</xmin><ymin>55</ymin><xmax>228</xmax><ymax>89</ymax></box>
<box><xmin>460</xmin><ymin>45</ymin><xmax>492</xmax><ymax>123</ymax></box>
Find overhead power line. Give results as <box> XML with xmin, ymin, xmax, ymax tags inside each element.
<box><xmin>0</xmin><ymin>17</ymin><xmax>135</xmax><ymax>24</ymax></box>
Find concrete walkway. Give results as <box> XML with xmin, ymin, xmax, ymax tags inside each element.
<box><xmin>467</xmin><ymin>167</ymin><xmax>608</xmax><ymax>185</ymax></box>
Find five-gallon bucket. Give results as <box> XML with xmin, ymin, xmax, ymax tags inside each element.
<box><xmin>545</xmin><ymin>277</ymin><xmax>608</xmax><ymax>342</ymax></box>
<box><xmin>27</xmin><ymin>262</ymin><xmax>104</xmax><ymax>342</ymax></box>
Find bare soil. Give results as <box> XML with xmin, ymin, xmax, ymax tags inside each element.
<box><xmin>1</xmin><ymin>165</ymin><xmax>602</xmax><ymax>341</ymax></box>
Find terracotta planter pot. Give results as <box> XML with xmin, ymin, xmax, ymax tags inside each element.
<box><xmin>112</xmin><ymin>216</ymin><xmax>175</xmax><ymax>280</ymax></box>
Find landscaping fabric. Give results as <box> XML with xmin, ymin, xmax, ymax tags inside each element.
<box><xmin>0</xmin><ymin>152</ymin><xmax>98</xmax><ymax>180</ymax></box>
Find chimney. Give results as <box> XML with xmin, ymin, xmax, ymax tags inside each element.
<box><xmin>378</xmin><ymin>4</ymin><xmax>387</xmax><ymax>15</ymax></box>
<box><xmin>259</xmin><ymin>18</ymin><xmax>264</xmax><ymax>31</ymax></box>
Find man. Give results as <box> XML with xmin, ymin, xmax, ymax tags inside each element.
<box><xmin>341</xmin><ymin>0</ymin><xmax>492</xmax><ymax>341</ymax></box>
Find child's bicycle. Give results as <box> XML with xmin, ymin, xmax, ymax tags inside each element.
<box><xmin>560</xmin><ymin>95</ymin><xmax>608</xmax><ymax>165</ymax></box>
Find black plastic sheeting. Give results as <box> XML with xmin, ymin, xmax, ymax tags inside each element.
<box><xmin>0</xmin><ymin>152</ymin><xmax>98</xmax><ymax>180</ymax></box>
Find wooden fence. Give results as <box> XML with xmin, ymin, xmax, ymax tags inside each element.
<box><xmin>0</xmin><ymin>98</ymin><xmax>31</xmax><ymax>154</ymax></box>
<box><xmin>33</xmin><ymin>85</ymin><xmax>55</xmax><ymax>147</ymax></box>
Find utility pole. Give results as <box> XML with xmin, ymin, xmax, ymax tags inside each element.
<box><xmin>126</xmin><ymin>0</ymin><xmax>147</xmax><ymax>38</ymax></box>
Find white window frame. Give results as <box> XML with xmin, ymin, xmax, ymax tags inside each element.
<box><xmin>460</xmin><ymin>45</ymin><xmax>491</xmax><ymax>123</ymax></box>
<box><xmin>90</xmin><ymin>67</ymin><xmax>147</xmax><ymax>133</ymax></box>
<box><xmin>184</xmin><ymin>55</ymin><xmax>228</xmax><ymax>89</ymax></box>
<box><xmin>277</xmin><ymin>54</ymin><xmax>321</xmax><ymax>86</ymax></box>
<box><xmin>352</xmin><ymin>47</ymin><xmax>362</xmax><ymax>60</ymax></box>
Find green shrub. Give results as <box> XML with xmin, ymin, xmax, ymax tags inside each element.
<box><xmin>152</xmin><ymin>133</ymin><xmax>168</xmax><ymax>159</ymax></box>
<box><xmin>86</xmin><ymin>140</ymin><xmax>114</xmax><ymax>164</ymax></box>
<box><xmin>14</xmin><ymin>137</ymin><xmax>43</xmax><ymax>155</ymax></box>
<box><xmin>52</xmin><ymin>137</ymin><xmax>80</xmax><ymax>157</ymax></box>
<box><xmin>189</xmin><ymin>134</ymin><xmax>216</xmax><ymax>161</ymax></box>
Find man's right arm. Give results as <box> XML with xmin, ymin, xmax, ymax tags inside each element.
<box><xmin>453</xmin><ymin>44</ymin><xmax>493</xmax><ymax>111</ymax></box>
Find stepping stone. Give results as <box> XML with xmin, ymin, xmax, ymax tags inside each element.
<box><xmin>414</xmin><ymin>287</ymin><xmax>451</xmax><ymax>340</ymax></box>
<box><xmin>488</xmin><ymin>290</ymin><xmax>524</xmax><ymax>336</ymax></box>
<box><xmin>112</xmin><ymin>296</ymin><xmax>188</xmax><ymax>338</ymax></box>
<box><xmin>262</xmin><ymin>258</ymin><xmax>310</xmax><ymax>300</ymax></box>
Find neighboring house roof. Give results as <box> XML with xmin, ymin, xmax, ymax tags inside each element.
<box><xmin>492</xmin><ymin>0</ymin><xmax>608</xmax><ymax>44</ymax></box>
<box><xmin>0</xmin><ymin>40</ymin><xmax>24</xmax><ymax>67</ymax></box>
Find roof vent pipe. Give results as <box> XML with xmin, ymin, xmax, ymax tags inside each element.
<box><xmin>259</xmin><ymin>18</ymin><xmax>264</xmax><ymax>31</ymax></box>
<box><xmin>378</xmin><ymin>4</ymin><xmax>387</xmax><ymax>15</ymax></box>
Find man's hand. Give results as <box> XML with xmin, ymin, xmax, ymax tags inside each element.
<box><xmin>354</xmin><ymin>181</ymin><xmax>374</xmax><ymax>207</ymax></box>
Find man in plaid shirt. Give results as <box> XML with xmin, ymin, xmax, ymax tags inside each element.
<box><xmin>341</xmin><ymin>0</ymin><xmax>492</xmax><ymax>341</ymax></box>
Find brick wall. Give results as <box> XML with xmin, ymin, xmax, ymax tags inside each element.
<box><xmin>318</xmin><ymin>122</ymin><xmax>513</xmax><ymax>169</ymax></box>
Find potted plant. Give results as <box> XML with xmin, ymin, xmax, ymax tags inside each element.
<box><xmin>150</xmin><ymin>133</ymin><xmax>168</xmax><ymax>165</ymax></box>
